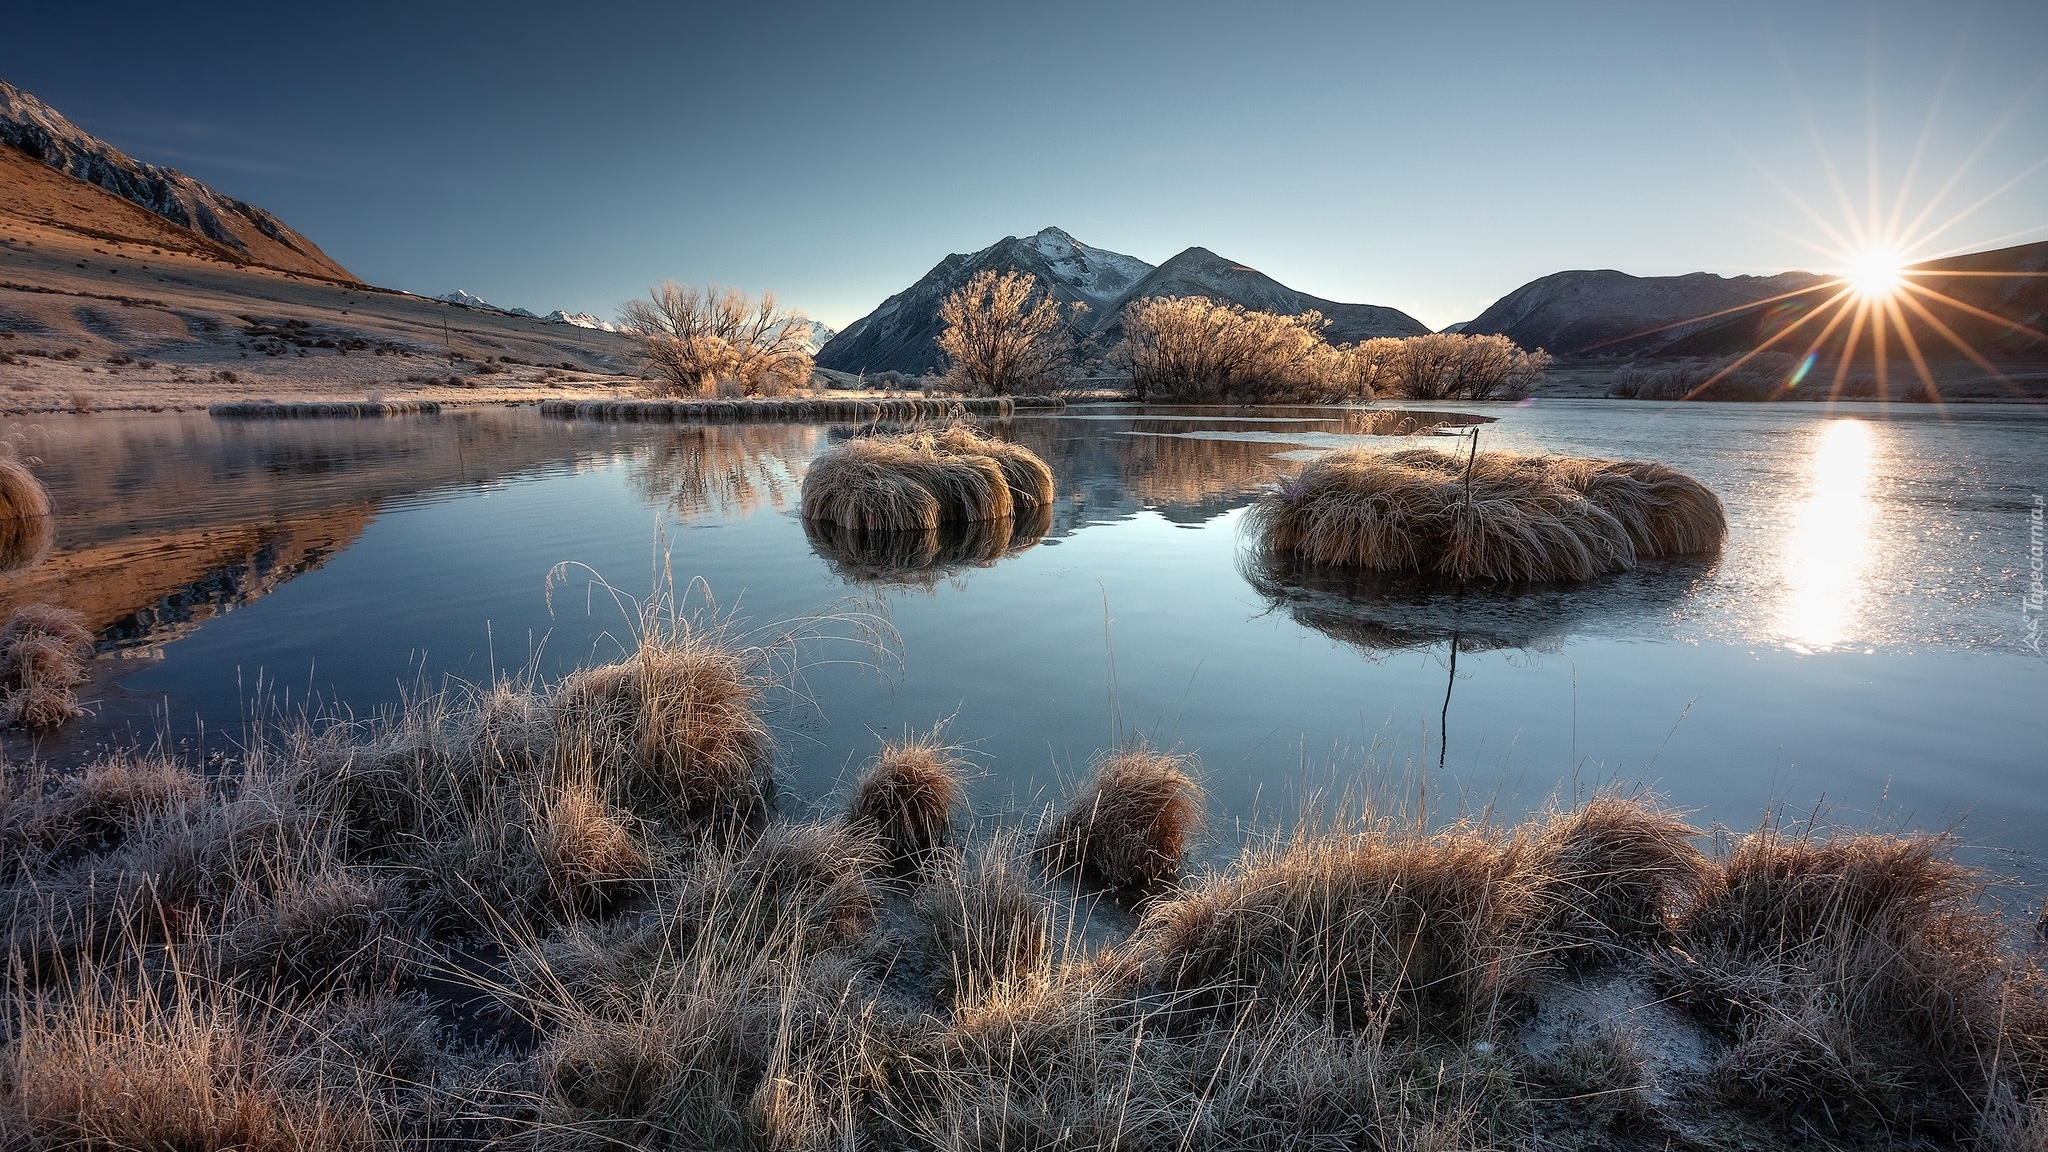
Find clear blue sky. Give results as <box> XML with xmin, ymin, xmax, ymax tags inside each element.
<box><xmin>5</xmin><ymin>1</ymin><xmax>2043</xmax><ymax>330</ymax></box>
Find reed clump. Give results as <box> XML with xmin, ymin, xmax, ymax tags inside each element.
<box><xmin>0</xmin><ymin>603</ymin><xmax>94</xmax><ymax>729</ymax></box>
<box><xmin>799</xmin><ymin>426</ymin><xmax>1053</xmax><ymax>532</ymax></box>
<box><xmin>847</xmin><ymin>728</ymin><xmax>968</xmax><ymax>870</ymax></box>
<box><xmin>915</xmin><ymin>832</ymin><xmax>1051</xmax><ymax>1003</ymax></box>
<box><xmin>1249</xmin><ymin>446</ymin><xmax>1727</xmax><ymax>583</ymax></box>
<box><xmin>1039</xmin><ymin>745</ymin><xmax>1206</xmax><ymax>890</ymax></box>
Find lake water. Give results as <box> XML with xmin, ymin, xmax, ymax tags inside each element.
<box><xmin>6</xmin><ymin>401</ymin><xmax>2045</xmax><ymax>875</ymax></box>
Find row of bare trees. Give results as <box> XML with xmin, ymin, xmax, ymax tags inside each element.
<box><xmin>617</xmin><ymin>270</ymin><xmax>1547</xmax><ymax>403</ymax></box>
<box><xmin>930</xmin><ymin>272</ymin><xmax>1549</xmax><ymax>402</ymax></box>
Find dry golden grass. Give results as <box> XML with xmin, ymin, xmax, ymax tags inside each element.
<box><xmin>915</xmin><ymin>832</ymin><xmax>1051</xmax><ymax>1004</ymax></box>
<box><xmin>847</xmin><ymin>728</ymin><xmax>967</xmax><ymax>870</ymax></box>
<box><xmin>1039</xmin><ymin>745</ymin><xmax>1206</xmax><ymax>890</ymax></box>
<box><xmin>0</xmin><ymin>456</ymin><xmax>52</xmax><ymax>520</ymax></box>
<box><xmin>1527</xmin><ymin>793</ymin><xmax>1713</xmax><ymax>957</ymax></box>
<box><xmin>1250</xmin><ymin>446</ymin><xmax>1726</xmax><ymax>583</ymax></box>
<box><xmin>533</xmin><ymin>774</ymin><xmax>652</xmax><ymax>916</ymax></box>
<box><xmin>1125</xmin><ymin>820</ymin><xmax>1538</xmax><ymax>1037</ymax></box>
<box><xmin>0</xmin><ymin>602</ymin><xmax>93</xmax><ymax>728</ymax></box>
<box><xmin>799</xmin><ymin>426</ymin><xmax>1052</xmax><ymax>532</ymax></box>
<box><xmin>550</xmin><ymin>624</ymin><xmax>772</xmax><ymax>828</ymax></box>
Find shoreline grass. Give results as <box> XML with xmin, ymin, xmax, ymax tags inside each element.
<box><xmin>1250</xmin><ymin>446</ymin><xmax>1728</xmax><ymax>584</ymax></box>
<box><xmin>1</xmin><ymin>620</ymin><xmax>2040</xmax><ymax>1148</ymax></box>
<box><xmin>540</xmin><ymin>395</ymin><xmax>1064</xmax><ymax>424</ymax></box>
<box><xmin>209</xmin><ymin>399</ymin><xmax>444</xmax><ymax>418</ymax></box>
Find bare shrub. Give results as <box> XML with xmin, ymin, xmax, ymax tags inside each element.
<box><xmin>619</xmin><ymin>282</ymin><xmax>816</xmax><ymax>398</ymax></box>
<box><xmin>1039</xmin><ymin>745</ymin><xmax>1206</xmax><ymax>889</ymax></box>
<box><xmin>1607</xmin><ymin>352</ymin><xmax>1805</xmax><ymax>401</ymax></box>
<box><xmin>1116</xmin><ymin>296</ymin><xmax>1348</xmax><ymax>403</ymax></box>
<box><xmin>935</xmin><ymin>270</ymin><xmax>1079</xmax><ymax>396</ymax></box>
<box><xmin>1366</xmin><ymin>333</ymin><xmax>1550</xmax><ymax>400</ymax></box>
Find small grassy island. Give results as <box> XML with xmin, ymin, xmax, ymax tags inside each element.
<box><xmin>799</xmin><ymin>426</ymin><xmax>1055</xmax><ymax>532</ymax></box>
<box><xmin>1250</xmin><ymin>447</ymin><xmax>1728</xmax><ymax>584</ymax></box>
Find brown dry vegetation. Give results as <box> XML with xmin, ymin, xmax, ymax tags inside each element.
<box><xmin>799</xmin><ymin>425</ymin><xmax>1053</xmax><ymax>533</ymax></box>
<box><xmin>1039</xmin><ymin>745</ymin><xmax>1206</xmax><ymax>890</ymax></box>
<box><xmin>0</xmin><ymin>602</ymin><xmax>92</xmax><ymax>728</ymax></box>
<box><xmin>618</xmin><ymin>281</ymin><xmax>817</xmax><ymax>398</ymax></box>
<box><xmin>1250</xmin><ymin>446</ymin><xmax>1728</xmax><ymax>583</ymax></box>
<box><xmin>1116</xmin><ymin>299</ymin><xmax>1550</xmax><ymax>404</ymax></box>
<box><xmin>0</xmin><ymin>604</ymin><xmax>2040</xmax><ymax>1149</ymax></box>
<box><xmin>935</xmin><ymin>269</ymin><xmax>1080</xmax><ymax>396</ymax></box>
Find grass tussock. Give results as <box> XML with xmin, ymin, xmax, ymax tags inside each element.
<box><xmin>1039</xmin><ymin>744</ymin><xmax>1206</xmax><ymax>890</ymax></box>
<box><xmin>0</xmin><ymin>603</ymin><xmax>93</xmax><ymax>729</ymax></box>
<box><xmin>1250</xmin><ymin>446</ymin><xmax>1727</xmax><ymax>583</ymax></box>
<box><xmin>800</xmin><ymin>425</ymin><xmax>1053</xmax><ymax>532</ymax></box>
<box><xmin>550</xmin><ymin>621</ymin><xmax>773</xmax><ymax>828</ymax></box>
<box><xmin>1654</xmin><ymin>824</ymin><xmax>2048</xmax><ymax>1140</ymax></box>
<box><xmin>914</xmin><ymin>832</ymin><xmax>1051</xmax><ymax>1003</ymax></box>
<box><xmin>847</xmin><ymin>728</ymin><xmax>968</xmax><ymax>870</ymax></box>
<box><xmin>0</xmin><ymin>456</ymin><xmax>53</xmax><ymax>521</ymax></box>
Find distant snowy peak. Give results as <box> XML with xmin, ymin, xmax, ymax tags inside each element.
<box><xmin>436</xmin><ymin>289</ymin><xmax>497</xmax><ymax>310</ymax></box>
<box><xmin>779</xmin><ymin>316</ymin><xmax>837</xmax><ymax>353</ymax></box>
<box><xmin>1025</xmin><ymin>226</ymin><xmax>1153</xmax><ymax>309</ymax></box>
<box><xmin>546</xmin><ymin>310</ymin><xmax>624</xmax><ymax>332</ymax></box>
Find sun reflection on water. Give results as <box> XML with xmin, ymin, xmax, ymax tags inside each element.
<box><xmin>1778</xmin><ymin>418</ymin><xmax>1877</xmax><ymax>651</ymax></box>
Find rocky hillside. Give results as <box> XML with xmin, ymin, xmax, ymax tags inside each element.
<box><xmin>0</xmin><ymin>77</ymin><xmax>356</xmax><ymax>283</ymax></box>
<box><xmin>1462</xmin><ymin>268</ymin><xmax>1827</xmax><ymax>356</ymax></box>
<box><xmin>1088</xmin><ymin>246</ymin><xmax>1429</xmax><ymax>350</ymax></box>
<box><xmin>817</xmin><ymin>227</ymin><xmax>1152</xmax><ymax>375</ymax></box>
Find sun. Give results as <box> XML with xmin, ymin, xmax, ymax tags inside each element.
<box><xmin>1843</xmin><ymin>247</ymin><xmax>1906</xmax><ymax>300</ymax></box>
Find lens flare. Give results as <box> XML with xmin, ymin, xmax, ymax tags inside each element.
<box><xmin>1844</xmin><ymin>248</ymin><xmax>1905</xmax><ymax>300</ymax></box>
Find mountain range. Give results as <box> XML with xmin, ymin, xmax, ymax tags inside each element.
<box><xmin>816</xmin><ymin>227</ymin><xmax>1431</xmax><ymax>375</ymax></box>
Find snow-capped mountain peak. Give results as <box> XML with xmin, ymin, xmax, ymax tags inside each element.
<box><xmin>1025</xmin><ymin>226</ymin><xmax>1152</xmax><ymax>309</ymax></box>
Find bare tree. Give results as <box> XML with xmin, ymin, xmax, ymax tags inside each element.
<box><xmin>935</xmin><ymin>270</ymin><xmax>1078</xmax><ymax>396</ymax></box>
<box><xmin>1371</xmin><ymin>333</ymin><xmax>1549</xmax><ymax>400</ymax></box>
<box><xmin>619</xmin><ymin>282</ymin><xmax>815</xmax><ymax>397</ymax></box>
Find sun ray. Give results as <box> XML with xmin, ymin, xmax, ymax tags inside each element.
<box><xmin>1893</xmin><ymin>289</ymin><xmax>2028</xmax><ymax>396</ymax></box>
<box><xmin>1579</xmin><ymin>281</ymin><xmax>1845</xmax><ymax>353</ymax></box>
<box><xmin>1828</xmin><ymin>299</ymin><xmax>1873</xmax><ymax>402</ymax></box>
<box><xmin>1899</xmin><ymin>281</ymin><xmax>2048</xmax><ymax>344</ymax></box>
<box><xmin>1895</xmin><ymin>75</ymin><xmax>2045</xmax><ymax>244</ymax></box>
<box><xmin>1684</xmin><ymin>286</ymin><xmax>1859</xmax><ymax>400</ymax></box>
<box><xmin>1908</xmin><ymin>154</ymin><xmax>2048</xmax><ymax>254</ymax></box>
<box><xmin>1884</xmin><ymin>28</ymin><xmax>1968</xmax><ymax>241</ymax></box>
<box><xmin>1881</xmin><ymin>294</ymin><xmax>1943</xmax><ymax>405</ymax></box>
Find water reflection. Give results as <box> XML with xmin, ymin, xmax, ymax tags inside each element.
<box><xmin>806</xmin><ymin>504</ymin><xmax>1053</xmax><ymax>589</ymax></box>
<box><xmin>629</xmin><ymin>425</ymin><xmax>813</xmax><ymax>523</ymax></box>
<box><xmin>1776</xmin><ymin>419</ymin><xmax>1876</xmax><ymax>652</ymax></box>
<box><xmin>1244</xmin><ymin>552</ymin><xmax>1716</xmax><ymax>658</ymax></box>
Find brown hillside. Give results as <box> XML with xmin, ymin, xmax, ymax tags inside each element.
<box><xmin>0</xmin><ymin>142</ymin><xmax>356</xmax><ymax>284</ymax></box>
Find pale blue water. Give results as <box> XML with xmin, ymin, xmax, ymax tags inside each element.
<box><xmin>10</xmin><ymin>401</ymin><xmax>2045</xmax><ymax>872</ymax></box>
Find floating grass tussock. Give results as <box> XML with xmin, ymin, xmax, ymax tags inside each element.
<box><xmin>1250</xmin><ymin>446</ymin><xmax>1728</xmax><ymax>583</ymax></box>
<box><xmin>0</xmin><ymin>456</ymin><xmax>52</xmax><ymax>520</ymax></box>
<box><xmin>540</xmin><ymin>394</ymin><xmax>1063</xmax><ymax>424</ymax></box>
<box><xmin>847</xmin><ymin>728</ymin><xmax>968</xmax><ymax>869</ymax></box>
<box><xmin>0</xmin><ymin>603</ymin><xmax>93</xmax><ymax>728</ymax></box>
<box><xmin>800</xmin><ymin>425</ymin><xmax>1054</xmax><ymax>532</ymax></box>
<box><xmin>1039</xmin><ymin>745</ymin><xmax>1206</xmax><ymax>890</ymax></box>
<box><xmin>209</xmin><ymin>399</ymin><xmax>443</xmax><ymax>418</ymax></box>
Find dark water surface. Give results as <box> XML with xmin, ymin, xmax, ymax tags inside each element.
<box><xmin>8</xmin><ymin>401</ymin><xmax>2045</xmax><ymax>872</ymax></box>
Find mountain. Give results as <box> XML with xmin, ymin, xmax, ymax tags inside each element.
<box><xmin>1089</xmin><ymin>246</ymin><xmax>1430</xmax><ymax>349</ymax></box>
<box><xmin>1463</xmin><ymin>268</ymin><xmax>1828</xmax><ymax>356</ymax></box>
<box><xmin>781</xmin><ymin>316</ymin><xmax>837</xmax><ymax>353</ymax></box>
<box><xmin>1649</xmin><ymin>240</ymin><xmax>2048</xmax><ymax>363</ymax></box>
<box><xmin>547</xmin><ymin>310</ymin><xmax>623</xmax><ymax>332</ymax></box>
<box><xmin>817</xmin><ymin>228</ymin><xmax>1430</xmax><ymax>375</ymax></box>
<box><xmin>437</xmin><ymin>289</ymin><xmax>498</xmax><ymax>310</ymax></box>
<box><xmin>0</xmin><ymin>77</ymin><xmax>355</xmax><ymax>283</ymax></box>
<box><xmin>816</xmin><ymin>227</ymin><xmax>1154</xmax><ymax>374</ymax></box>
